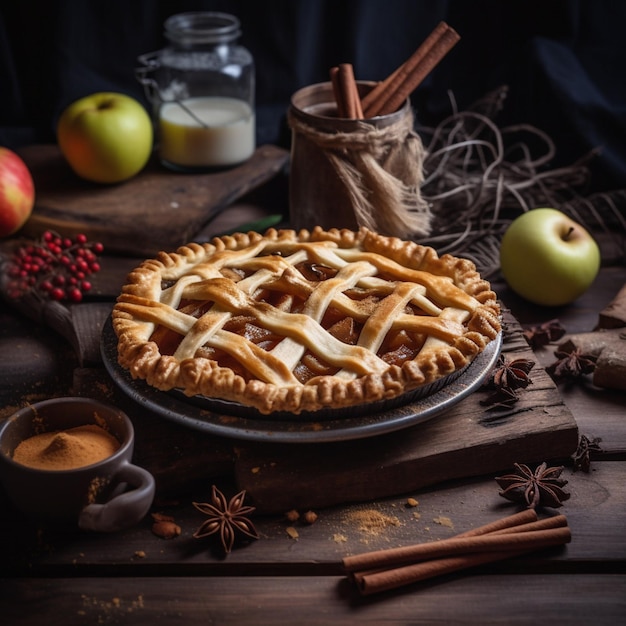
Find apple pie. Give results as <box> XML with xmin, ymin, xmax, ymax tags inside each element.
<box><xmin>113</xmin><ymin>227</ymin><xmax>501</xmax><ymax>415</ymax></box>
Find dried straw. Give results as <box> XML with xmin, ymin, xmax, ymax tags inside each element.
<box><xmin>416</xmin><ymin>86</ymin><xmax>625</xmax><ymax>277</ymax></box>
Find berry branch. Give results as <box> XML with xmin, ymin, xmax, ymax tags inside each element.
<box><xmin>4</xmin><ymin>231</ymin><xmax>104</xmax><ymax>303</ymax></box>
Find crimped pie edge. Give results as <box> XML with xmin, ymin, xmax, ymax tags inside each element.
<box><xmin>112</xmin><ymin>227</ymin><xmax>501</xmax><ymax>415</ymax></box>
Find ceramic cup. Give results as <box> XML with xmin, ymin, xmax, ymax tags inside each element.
<box><xmin>0</xmin><ymin>397</ymin><xmax>155</xmax><ymax>532</ymax></box>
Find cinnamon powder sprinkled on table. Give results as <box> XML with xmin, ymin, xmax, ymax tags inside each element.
<box><xmin>78</xmin><ymin>594</ymin><xmax>145</xmax><ymax>620</ymax></box>
<box><xmin>344</xmin><ymin>509</ymin><xmax>402</xmax><ymax>536</ymax></box>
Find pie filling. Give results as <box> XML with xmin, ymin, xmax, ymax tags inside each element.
<box><xmin>113</xmin><ymin>227</ymin><xmax>501</xmax><ymax>414</ymax></box>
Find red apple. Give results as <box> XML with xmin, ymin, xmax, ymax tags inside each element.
<box><xmin>0</xmin><ymin>147</ymin><xmax>35</xmax><ymax>238</ymax></box>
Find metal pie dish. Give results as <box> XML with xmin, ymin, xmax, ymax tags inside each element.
<box><xmin>101</xmin><ymin>317</ymin><xmax>501</xmax><ymax>443</ymax></box>
<box><xmin>172</xmin><ymin>361</ymin><xmax>472</xmax><ymax>421</ymax></box>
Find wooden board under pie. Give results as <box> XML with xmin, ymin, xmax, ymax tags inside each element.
<box><xmin>74</xmin><ymin>309</ymin><xmax>579</xmax><ymax>513</ymax></box>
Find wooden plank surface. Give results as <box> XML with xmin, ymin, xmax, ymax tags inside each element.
<box><xmin>2</xmin><ymin>461</ymin><xmax>624</xmax><ymax>573</ymax></box>
<box><xmin>2</xmin><ymin>575</ymin><xmax>625</xmax><ymax>625</ymax></box>
<box><xmin>17</xmin><ymin>144</ymin><xmax>289</xmax><ymax>256</ymax></box>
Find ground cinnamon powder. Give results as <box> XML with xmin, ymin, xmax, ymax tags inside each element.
<box><xmin>345</xmin><ymin>509</ymin><xmax>401</xmax><ymax>536</ymax></box>
<box><xmin>12</xmin><ymin>424</ymin><xmax>120</xmax><ymax>470</ymax></box>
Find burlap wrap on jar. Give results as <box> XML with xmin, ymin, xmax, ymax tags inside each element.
<box><xmin>288</xmin><ymin>82</ymin><xmax>431</xmax><ymax>239</ymax></box>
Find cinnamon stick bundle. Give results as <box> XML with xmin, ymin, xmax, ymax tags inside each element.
<box><xmin>343</xmin><ymin>511</ymin><xmax>571</xmax><ymax>596</ymax></box>
<box><xmin>330</xmin><ymin>21</ymin><xmax>460</xmax><ymax>120</ymax></box>
<box><xmin>362</xmin><ymin>21</ymin><xmax>460</xmax><ymax>118</ymax></box>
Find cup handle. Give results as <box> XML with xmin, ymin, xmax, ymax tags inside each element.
<box><xmin>78</xmin><ymin>462</ymin><xmax>156</xmax><ymax>533</ymax></box>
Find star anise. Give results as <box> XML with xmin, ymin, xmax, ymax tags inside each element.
<box><xmin>193</xmin><ymin>485</ymin><xmax>259</xmax><ymax>553</ymax></box>
<box><xmin>495</xmin><ymin>462</ymin><xmax>570</xmax><ymax>509</ymax></box>
<box><xmin>485</xmin><ymin>355</ymin><xmax>535</xmax><ymax>391</ymax></box>
<box><xmin>480</xmin><ymin>355</ymin><xmax>535</xmax><ymax>410</ymax></box>
<box><xmin>546</xmin><ymin>346</ymin><xmax>597</xmax><ymax>383</ymax></box>
<box><xmin>523</xmin><ymin>319</ymin><xmax>566</xmax><ymax>349</ymax></box>
<box><xmin>571</xmin><ymin>434</ymin><xmax>603</xmax><ymax>473</ymax></box>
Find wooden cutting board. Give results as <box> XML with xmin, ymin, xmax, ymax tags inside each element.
<box><xmin>73</xmin><ymin>309</ymin><xmax>579</xmax><ymax>514</ymax></box>
<box><xmin>232</xmin><ymin>313</ymin><xmax>579</xmax><ymax>513</ymax></box>
<box><xmin>17</xmin><ymin>144</ymin><xmax>289</xmax><ymax>257</ymax></box>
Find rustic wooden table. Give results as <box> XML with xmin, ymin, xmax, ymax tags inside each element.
<box><xmin>0</xmin><ymin>163</ymin><xmax>625</xmax><ymax>624</ymax></box>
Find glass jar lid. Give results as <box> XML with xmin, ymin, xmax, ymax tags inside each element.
<box><xmin>164</xmin><ymin>12</ymin><xmax>241</xmax><ymax>46</ymax></box>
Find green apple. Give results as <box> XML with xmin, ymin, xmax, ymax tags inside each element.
<box><xmin>500</xmin><ymin>208</ymin><xmax>601</xmax><ymax>306</ymax></box>
<box><xmin>57</xmin><ymin>92</ymin><xmax>153</xmax><ymax>184</ymax></box>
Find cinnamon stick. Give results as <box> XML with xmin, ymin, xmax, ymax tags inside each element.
<box><xmin>349</xmin><ymin>518</ymin><xmax>571</xmax><ymax>596</ymax></box>
<box><xmin>360</xmin><ymin>64</ymin><xmax>402</xmax><ymax>115</ymax></box>
<box><xmin>330</xmin><ymin>63</ymin><xmax>364</xmax><ymax>119</ymax></box>
<box><xmin>329</xmin><ymin>66</ymin><xmax>346</xmax><ymax>118</ymax></box>
<box><xmin>452</xmin><ymin>508</ymin><xmax>537</xmax><ymax>538</ymax></box>
<box><xmin>344</xmin><ymin>511</ymin><xmax>570</xmax><ymax>595</ymax></box>
<box><xmin>354</xmin><ymin>549</ymin><xmax>526</xmax><ymax>595</ymax></box>
<box><xmin>364</xmin><ymin>21</ymin><xmax>460</xmax><ymax>118</ymax></box>
<box><xmin>346</xmin><ymin>510</ymin><xmax>537</xmax><ymax>576</ymax></box>
<box><xmin>343</xmin><ymin>526</ymin><xmax>571</xmax><ymax>574</ymax></box>
<box><xmin>488</xmin><ymin>514</ymin><xmax>569</xmax><ymax>536</ymax></box>
<box><xmin>362</xmin><ymin>21</ymin><xmax>450</xmax><ymax>117</ymax></box>
<box><xmin>340</xmin><ymin>63</ymin><xmax>363</xmax><ymax>119</ymax></box>
<box><xmin>348</xmin><ymin>509</ymin><xmax>541</xmax><ymax>581</ymax></box>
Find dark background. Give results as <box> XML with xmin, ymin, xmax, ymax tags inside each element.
<box><xmin>1</xmin><ymin>0</ymin><xmax>625</xmax><ymax>194</ymax></box>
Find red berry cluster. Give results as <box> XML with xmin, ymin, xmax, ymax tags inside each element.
<box><xmin>5</xmin><ymin>231</ymin><xmax>104</xmax><ymax>303</ymax></box>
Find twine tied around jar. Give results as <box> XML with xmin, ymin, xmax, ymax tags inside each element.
<box><xmin>287</xmin><ymin>106</ymin><xmax>431</xmax><ymax>238</ymax></box>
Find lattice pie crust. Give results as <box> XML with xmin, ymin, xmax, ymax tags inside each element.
<box><xmin>113</xmin><ymin>228</ymin><xmax>501</xmax><ymax>414</ymax></box>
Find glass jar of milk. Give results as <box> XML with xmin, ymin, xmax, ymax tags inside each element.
<box><xmin>137</xmin><ymin>12</ymin><xmax>255</xmax><ymax>171</ymax></box>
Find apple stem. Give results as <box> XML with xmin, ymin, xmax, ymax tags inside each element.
<box><xmin>563</xmin><ymin>226</ymin><xmax>575</xmax><ymax>241</ymax></box>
